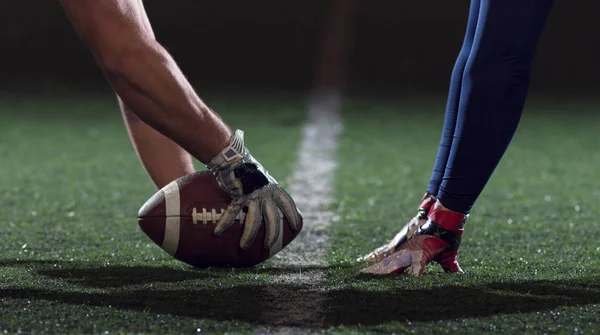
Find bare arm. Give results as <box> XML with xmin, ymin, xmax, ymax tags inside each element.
<box><xmin>120</xmin><ymin>100</ymin><xmax>195</xmax><ymax>189</ymax></box>
<box><xmin>111</xmin><ymin>0</ymin><xmax>194</xmax><ymax>189</ymax></box>
<box><xmin>59</xmin><ymin>0</ymin><xmax>304</xmax><ymax>248</ymax></box>
<box><xmin>60</xmin><ymin>0</ymin><xmax>231</xmax><ymax>164</ymax></box>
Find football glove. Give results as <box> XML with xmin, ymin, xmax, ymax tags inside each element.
<box><xmin>207</xmin><ymin>129</ymin><xmax>303</xmax><ymax>249</ymax></box>
<box><xmin>360</xmin><ymin>201</ymin><xmax>467</xmax><ymax>277</ymax></box>
<box><xmin>357</xmin><ymin>192</ymin><xmax>436</xmax><ymax>263</ymax></box>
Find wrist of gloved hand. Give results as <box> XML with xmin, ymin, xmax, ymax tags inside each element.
<box><xmin>205</xmin><ymin>129</ymin><xmax>302</xmax><ymax>249</ymax></box>
<box><xmin>207</xmin><ymin>129</ymin><xmax>278</xmax><ymax>197</ymax></box>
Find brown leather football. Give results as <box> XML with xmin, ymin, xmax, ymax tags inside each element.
<box><xmin>137</xmin><ymin>171</ymin><xmax>302</xmax><ymax>267</ymax></box>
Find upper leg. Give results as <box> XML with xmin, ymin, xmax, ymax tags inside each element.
<box><xmin>457</xmin><ymin>0</ymin><xmax>556</xmax><ymax>104</ymax></box>
<box><xmin>468</xmin><ymin>0</ymin><xmax>556</xmax><ymax>71</ymax></box>
<box><xmin>458</xmin><ymin>0</ymin><xmax>482</xmax><ymax>56</ymax></box>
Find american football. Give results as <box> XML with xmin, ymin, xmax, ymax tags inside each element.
<box><xmin>137</xmin><ymin>171</ymin><xmax>302</xmax><ymax>267</ymax></box>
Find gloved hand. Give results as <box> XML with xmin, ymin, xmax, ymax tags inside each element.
<box><xmin>207</xmin><ymin>129</ymin><xmax>303</xmax><ymax>249</ymax></box>
<box><xmin>357</xmin><ymin>193</ymin><xmax>436</xmax><ymax>263</ymax></box>
<box><xmin>360</xmin><ymin>201</ymin><xmax>467</xmax><ymax>277</ymax></box>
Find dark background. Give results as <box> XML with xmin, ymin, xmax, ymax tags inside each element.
<box><xmin>0</xmin><ymin>1</ymin><xmax>597</xmax><ymax>96</ymax></box>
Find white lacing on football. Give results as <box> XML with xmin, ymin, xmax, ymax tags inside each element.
<box><xmin>191</xmin><ymin>207</ymin><xmax>243</xmax><ymax>225</ymax></box>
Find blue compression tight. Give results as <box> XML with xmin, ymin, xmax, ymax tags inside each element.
<box><xmin>426</xmin><ymin>0</ymin><xmax>555</xmax><ymax>214</ymax></box>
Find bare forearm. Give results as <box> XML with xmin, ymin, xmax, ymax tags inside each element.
<box><xmin>60</xmin><ymin>0</ymin><xmax>231</xmax><ymax>164</ymax></box>
<box><xmin>119</xmin><ymin>100</ymin><xmax>195</xmax><ymax>189</ymax></box>
<box><xmin>105</xmin><ymin>41</ymin><xmax>230</xmax><ymax>164</ymax></box>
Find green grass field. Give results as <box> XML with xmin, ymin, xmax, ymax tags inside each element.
<box><xmin>0</xmin><ymin>92</ymin><xmax>598</xmax><ymax>334</ymax></box>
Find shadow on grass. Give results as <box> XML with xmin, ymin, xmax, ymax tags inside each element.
<box><xmin>1</xmin><ymin>262</ymin><xmax>599</xmax><ymax>327</ymax></box>
<box><xmin>36</xmin><ymin>264</ymin><xmax>343</xmax><ymax>288</ymax></box>
<box><xmin>325</xmin><ymin>277</ymin><xmax>600</xmax><ymax>326</ymax></box>
<box><xmin>0</xmin><ymin>260</ymin><xmax>67</xmax><ymax>267</ymax></box>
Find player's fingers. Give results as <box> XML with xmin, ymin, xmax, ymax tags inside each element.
<box><xmin>357</xmin><ymin>244</ymin><xmax>392</xmax><ymax>263</ymax></box>
<box><xmin>434</xmin><ymin>250</ymin><xmax>464</xmax><ymax>273</ymax></box>
<box><xmin>403</xmin><ymin>235</ymin><xmax>447</xmax><ymax>277</ymax></box>
<box><xmin>262</xmin><ymin>199</ymin><xmax>282</xmax><ymax>249</ymax></box>
<box><xmin>240</xmin><ymin>201</ymin><xmax>262</xmax><ymax>249</ymax></box>
<box><xmin>357</xmin><ymin>226</ymin><xmax>409</xmax><ymax>263</ymax></box>
<box><xmin>357</xmin><ymin>245</ymin><xmax>383</xmax><ymax>262</ymax></box>
<box><xmin>273</xmin><ymin>187</ymin><xmax>302</xmax><ymax>231</ymax></box>
<box><xmin>360</xmin><ymin>249</ymin><xmax>412</xmax><ymax>275</ymax></box>
<box><xmin>213</xmin><ymin>203</ymin><xmax>242</xmax><ymax>236</ymax></box>
<box><xmin>358</xmin><ymin>217</ymin><xmax>423</xmax><ymax>263</ymax></box>
<box><xmin>406</xmin><ymin>259</ymin><xmax>427</xmax><ymax>277</ymax></box>
<box><xmin>389</xmin><ymin>223</ymin><xmax>412</xmax><ymax>249</ymax></box>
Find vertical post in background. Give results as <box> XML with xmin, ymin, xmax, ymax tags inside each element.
<box><xmin>312</xmin><ymin>0</ymin><xmax>362</xmax><ymax>97</ymax></box>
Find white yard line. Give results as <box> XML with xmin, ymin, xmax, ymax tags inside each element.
<box><xmin>278</xmin><ymin>90</ymin><xmax>343</xmax><ymax>267</ymax></box>
<box><xmin>258</xmin><ymin>91</ymin><xmax>343</xmax><ymax>333</ymax></box>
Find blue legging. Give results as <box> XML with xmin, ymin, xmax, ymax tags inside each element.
<box><xmin>426</xmin><ymin>0</ymin><xmax>555</xmax><ymax>214</ymax></box>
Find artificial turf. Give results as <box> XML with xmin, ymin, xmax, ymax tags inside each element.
<box><xmin>0</xmin><ymin>92</ymin><xmax>598</xmax><ymax>334</ymax></box>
